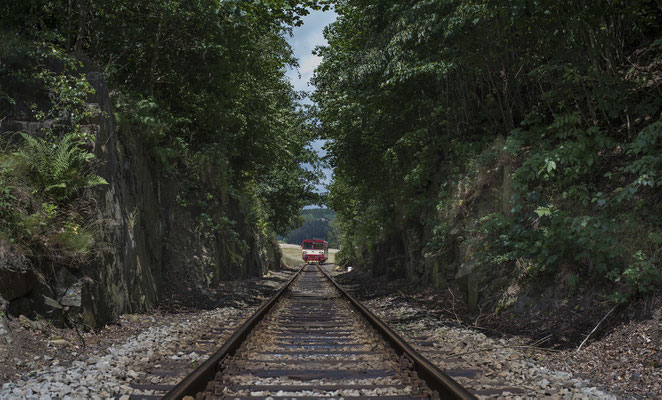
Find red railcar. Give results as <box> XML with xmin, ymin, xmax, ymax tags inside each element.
<box><xmin>301</xmin><ymin>239</ymin><xmax>329</xmax><ymax>264</ymax></box>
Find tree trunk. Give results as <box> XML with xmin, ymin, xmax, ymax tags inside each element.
<box><xmin>149</xmin><ymin>11</ymin><xmax>164</xmax><ymax>98</ymax></box>
<box><xmin>74</xmin><ymin>0</ymin><xmax>87</xmax><ymax>53</ymax></box>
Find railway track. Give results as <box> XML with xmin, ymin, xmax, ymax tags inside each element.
<box><xmin>162</xmin><ymin>265</ymin><xmax>475</xmax><ymax>400</ymax></box>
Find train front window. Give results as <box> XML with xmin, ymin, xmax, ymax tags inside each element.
<box><xmin>313</xmin><ymin>243</ymin><xmax>324</xmax><ymax>250</ymax></box>
<box><xmin>303</xmin><ymin>242</ymin><xmax>313</xmax><ymax>249</ymax></box>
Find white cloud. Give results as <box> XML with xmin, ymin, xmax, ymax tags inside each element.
<box><xmin>286</xmin><ymin>9</ymin><xmax>337</xmax><ymax>95</ymax></box>
<box><xmin>285</xmin><ymin>9</ymin><xmax>337</xmax><ymax>190</ymax></box>
<box><xmin>300</xmin><ymin>54</ymin><xmax>321</xmax><ymax>75</ymax></box>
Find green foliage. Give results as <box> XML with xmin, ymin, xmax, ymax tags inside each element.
<box><xmin>1</xmin><ymin>0</ymin><xmax>327</xmax><ymax>275</ymax></box>
<box><xmin>615</xmin><ymin>251</ymin><xmax>661</xmax><ymax>296</ymax></box>
<box><xmin>88</xmin><ymin>0</ymin><xmax>322</xmax><ymax>235</ymax></box>
<box><xmin>0</xmin><ymin>161</ymin><xmax>15</xmax><ymax>224</ymax></box>
<box><xmin>281</xmin><ymin>208</ymin><xmax>338</xmax><ymax>246</ymax></box>
<box><xmin>475</xmin><ymin>208</ymin><xmax>619</xmax><ymax>277</ymax></box>
<box><xmin>13</xmin><ymin>133</ymin><xmax>107</xmax><ymax>201</ymax></box>
<box><xmin>315</xmin><ymin>0</ymin><xmax>662</xmax><ymax>299</ymax></box>
<box><xmin>0</xmin><ymin>37</ymin><xmax>110</xmax><ymax>265</ymax></box>
<box><xmin>33</xmin><ymin>61</ymin><xmax>96</xmax><ymax>138</ymax></box>
<box><xmin>50</xmin><ymin>221</ymin><xmax>95</xmax><ymax>259</ymax></box>
<box><xmin>620</xmin><ymin>117</ymin><xmax>662</xmax><ymax>196</ymax></box>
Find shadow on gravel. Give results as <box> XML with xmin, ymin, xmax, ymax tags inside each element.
<box><xmin>334</xmin><ymin>266</ymin><xmax>660</xmax><ymax>351</ymax></box>
<box><xmin>158</xmin><ymin>267</ymin><xmax>298</xmax><ymax>313</ymax></box>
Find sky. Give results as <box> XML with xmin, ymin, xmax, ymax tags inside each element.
<box><xmin>285</xmin><ymin>9</ymin><xmax>337</xmax><ymax>194</ymax></box>
<box><xmin>285</xmin><ymin>9</ymin><xmax>337</xmax><ymax>102</ymax></box>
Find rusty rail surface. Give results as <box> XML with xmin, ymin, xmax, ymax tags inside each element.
<box><xmin>317</xmin><ymin>266</ymin><xmax>476</xmax><ymax>400</ymax></box>
<box><xmin>162</xmin><ymin>266</ymin><xmax>304</xmax><ymax>400</ymax></box>
<box><xmin>163</xmin><ymin>264</ymin><xmax>477</xmax><ymax>400</ymax></box>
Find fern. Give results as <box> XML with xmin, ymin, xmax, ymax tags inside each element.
<box><xmin>14</xmin><ymin>133</ymin><xmax>107</xmax><ymax>201</ymax></box>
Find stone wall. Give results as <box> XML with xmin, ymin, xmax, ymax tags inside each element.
<box><xmin>0</xmin><ymin>70</ymin><xmax>281</xmax><ymax>328</ymax></box>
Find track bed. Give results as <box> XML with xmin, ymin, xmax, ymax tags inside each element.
<box><xmin>166</xmin><ymin>266</ymin><xmax>474</xmax><ymax>399</ymax></box>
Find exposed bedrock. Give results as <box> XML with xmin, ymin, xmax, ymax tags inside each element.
<box><xmin>353</xmin><ymin>152</ymin><xmax>515</xmax><ymax>311</ymax></box>
<box><xmin>0</xmin><ymin>70</ymin><xmax>281</xmax><ymax>328</ymax></box>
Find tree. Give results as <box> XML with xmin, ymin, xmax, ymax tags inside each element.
<box><xmin>313</xmin><ymin>0</ymin><xmax>662</xmax><ymax>297</ymax></box>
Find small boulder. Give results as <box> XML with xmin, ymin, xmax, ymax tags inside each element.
<box><xmin>0</xmin><ymin>247</ymin><xmax>36</xmax><ymax>301</ymax></box>
<box><xmin>56</xmin><ymin>268</ymin><xmax>83</xmax><ymax>309</ymax></box>
<box><xmin>18</xmin><ymin>314</ymin><xmax>46</xmax><ymax>331</ymax></box>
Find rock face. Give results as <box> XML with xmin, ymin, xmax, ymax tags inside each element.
<box><xmin>352</xmin><ymin>143</ymin><xmax>515</xmax><ymax>310</ymax></box>
<box><xmin>84</xmin><ymin>71</ymin><xmax>280</xmax><ymax>326</ymax></box>
<box><xmin>0</xmin><ymin>249</ymin><xmax>66</xmax><ymax>323</ymax></box>
<box><xmin>0</xmin><ymin>68</ymin><xmax>281</xmax><ymax>328</ymax></box>
<box><xmin>0</xmin><ymin>247</ymin><xmax>35</xmax><ymax>302</ymax></box>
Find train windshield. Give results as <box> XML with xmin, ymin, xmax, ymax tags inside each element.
<box><xmin>302</xmin><ymin>242</ymin><xmax>313</xmax><ymax>249</ymax></box>
<box><xmin>313</xmin><ymin>243</ymin><xmax>324</xmax><ymax>250</ymax></box>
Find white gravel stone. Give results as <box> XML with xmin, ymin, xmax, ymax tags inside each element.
<box><xmin>0</xmin><ymin>305</ymin><xmax>249</xmax><ymax>399</ymax></box>
<box><xmin>363</xmin><ymin>295</ymin><xmax>617</xmax><ymax>399</ymax></box>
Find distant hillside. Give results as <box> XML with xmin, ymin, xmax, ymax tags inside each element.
<box><xmin>282</xmin><ymin>208</ymin><xmax>340</xmax><ymax>247</ymax></box>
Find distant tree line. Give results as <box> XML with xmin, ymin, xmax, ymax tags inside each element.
<box><xmin>281</xmin><ymin>208</ymin><xmax>341</xmax><ymax>248</ymax></box>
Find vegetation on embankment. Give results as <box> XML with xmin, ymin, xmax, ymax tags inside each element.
<box><xmin>279</xmin><ymin>244</ymin><xmax>305</xmax><ymax>269</ymax></box>
<box><xmin>0</xmin><ymin>0</ymin><xmax>327</xmax><ymax>327</ymax></box>
<box><xmin>313</xmin><ymin>1</ymin><xmax>662</xmax><ymax>310</ymax></box>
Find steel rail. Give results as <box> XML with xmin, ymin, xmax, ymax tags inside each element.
<box><xmin>162</xmin><ymin>266</ymin><xmax>304</xmax><ymax>400</ymax></box>
<box><xmin>317</xmin><ymin>265</ymin><xmax>477</xmax><ymax>400</ymax></box>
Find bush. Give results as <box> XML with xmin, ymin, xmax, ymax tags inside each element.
<box><xmin>13</xmin><ymin>133</ymin><xmax>107</xmax><ymax>202</ymax></box>
<box><xmin>0</xmin><ymin>40</ymin><xmax>107</xmax><ymax>268</ymax></box>
<box><xmin>617</xmin><ymin>251</ymin><xmax>660</xmax><ymax>296</ymax></box>
<box><xmin>0</xmin><ymin>160</ymin><xmax>15</xmax><ymax>225</ymax></box>
<box><xmin>476</xmin><ymin>206</ymin><xmax>619</xmax><ymax>275</ymax></box>
<box><xmin>49</xmin><ymin>222</ymin><xmax>95</xmax><ymax>261</ymax></box>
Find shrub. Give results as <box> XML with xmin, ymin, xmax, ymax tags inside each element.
<box><xmin>475</xmin><ymin>206</ymin><xmax>620</xmax><ymax>279</ymax></box>
<box><xmin>0</xmin><ymin>160</ymin><xmax>15</xmax><ymax>225</ymax></box>
<box><xmin>617</xmin><ymin>251</ymin><xmax>660</xmax><ymax>295</ymax></box>
<box><xmin>49</xmin><ymin>222</ymin><xmax>95</xmax><ymax>261</ymax></box>
<box><xmin>13</xmin><ymin>132</ymin><xmax>107</xmax><ymax>202</ymax></box>
<box><xmin>0</xmin><ymin>40</ymin><xmax>107</xmax><ymax>268</ymax></box>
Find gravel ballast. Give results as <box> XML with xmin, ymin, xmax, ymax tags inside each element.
<box><xmin>2</xmin><ymin>307</ymin><xmax>248</xmax><ymax>399</ymax></box>
<box><xmin>362</xmin><ymin>295</ymin><xmax>617</xmax><ymax>399</ymax></box>
<box><xmin>0</xmin><ymin>268</ymin><xmax>296</xmax><ymax>399</ymax></box>
<box><xmin>0</xmin><ymin>264</ymin><xmax>632</xmax><ymax>399</ymax></box>
<box><xmin>323</xmin><ymin>265</ymin><xmax>625</xmax><ymax>399</ymax></box>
